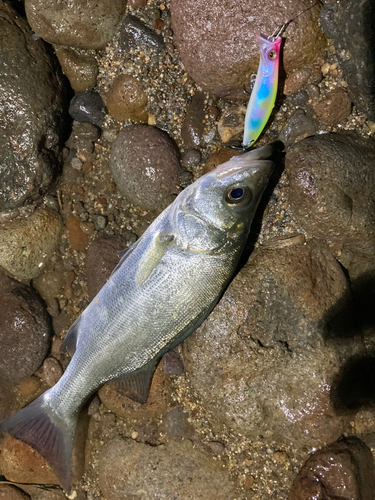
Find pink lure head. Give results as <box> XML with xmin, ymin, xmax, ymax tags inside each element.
<box><xmin>256</xmin><ymin>35</ymin><xmax>282</xmax><ymax>74</ymax></box>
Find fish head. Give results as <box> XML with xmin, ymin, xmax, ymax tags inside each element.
<box><xmin>173</xmin><ymin>146</ymin><xmax>274</xmax><ymax>250</ymax></box>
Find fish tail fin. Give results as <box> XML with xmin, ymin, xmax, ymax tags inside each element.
<box><xmin>0</xmin><ymin>391</ymin><xmax>77</xmax><ymax>494</ymax></box>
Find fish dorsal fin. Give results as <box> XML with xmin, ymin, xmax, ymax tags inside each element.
<box><xmin>60</xmin><ymin>316</ymin><xmax>81</xmax><ymax>356</ymax></box>
<box><xmin>135</xmin><ymin>232</ymin><xmax>174</xmax><ymax>286</ymax></box>
<box><xmin>112</xmin><ymin>358</ymin><xmax>159</xmax><ymax>404</ymax></box>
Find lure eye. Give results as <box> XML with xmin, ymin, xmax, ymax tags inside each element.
<box><xmin>225</xmin><ymin>186</ymin><xmax>252</xmax><ymax>206</ymax></box>
<box><xmin>268</xmin><ymin>50</ymin><xmax>277</xmax><ymax>60</ymax></box>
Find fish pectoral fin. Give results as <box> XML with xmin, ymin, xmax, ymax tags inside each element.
<box><xmin>113</xmin><ymin>358</ymin><xmax>159</xmax><ymax>404</ymax></box>
<box><xmin>110</xmin><ymin>238</ymin><xmax>141</xmax><ymax>278</ymax></box>
<box><xmin>135</xmin><ymin>232</ymin><xmax>174</xmax><ymax>286</ymax></box>
<box><xmin>60</xmin><ymin>316</ymin><xmax>81</xmax><ymax>356</ymax></box>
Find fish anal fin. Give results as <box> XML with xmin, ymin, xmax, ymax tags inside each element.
<box><xmin>0</xmin><ymin>392</ymin><xmax>77</xmax><ymax>494</ymax></box>
<box><xmin>61</xmin><ymin>316</ymin><xmax>81</xmax><ymax>356</ymax></box>
<box><xmin>113</xmin><ymin>359</ymin><xmax>158</xmax><ymax>404</ymax></box>
<box><xmin>136</xmin><ymin>232</ymin><xmax>173</xmax><ymax>286</ymax></box>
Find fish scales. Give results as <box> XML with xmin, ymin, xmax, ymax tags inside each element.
<box><xmin>0</xmin><ymin>145</ymin><xmax>274</xmax><ymax>493</ymax></box>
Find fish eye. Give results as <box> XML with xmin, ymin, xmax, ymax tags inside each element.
<box><xmin>268</xmin><ymin>50</ymin><xmax>277</xmax><ymax>60</ymax></box>
<box><xmin>225</xmin><ymin>186</ymin><xmax>252</xmax><ymax>206</ymax></box>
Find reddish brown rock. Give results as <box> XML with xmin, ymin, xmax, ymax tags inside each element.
<box><xmin>0</xmin><ymin>273</ymin><xmax>51</xmax><ymax>382</ymax></box>
<box><xmin>313</xmin><ymin>88</ymin><xmax>352</xmax><ymax>125</ymax></box>
<box><xmin>289</xmin><ymin>436</ymin><xmax>375</xmax><ymax>500</ymax></box>
<box><xmin>171</xmin><ymin>0</ymin><xmax>326</xmax><ymax>99</ymax></box>
<box><xmin>0</xmin><ymin>484</ymin><xmax>30</xmax><ymax>500</ymax></box>
<box><xmin>106</xmin><ymin>75</ymin><xmax>148</xmax><ymax>122</ymax></box>
<box><xmin>66</xmin><ymin>215</ymin><xmax>89</xmax><ymax>251</ymax></box>
<box><xmin>0</xmin><ymin>434</ymin><xmax>59</xmax><ymax>485</ymax></box>
<box><xmin>181</xmin><ymin>92</ymin><xmax>206</xmax><ymax>148</ymax></box>
<box><xmin>85</xmin><ymin>235</ymin><xmax>128</xmax><ymax>300</ymax></box>
<box><xmin>284</xmin><ymin>64</ymin><xmax>323</xmax><ymax>95</ymax></box>
<box><xmin>40</xmin><ymin>357</ymin><xmax>63</xmax><ymax>387</ymax></box>
<box><xmin>203</xmin><ymin>147</ymin><xmax>242</xmax><ymax>175</ymax></box>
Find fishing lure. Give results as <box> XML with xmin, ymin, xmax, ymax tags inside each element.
<box><xmin>242</xmin><ymin>2</ymin><xmax>322</xmax><ymax>149</ymax></box>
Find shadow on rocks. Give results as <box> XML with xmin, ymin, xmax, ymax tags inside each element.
<box><xmin>323</xmin><ymin>272</ymin><xmax>375</xmax><ymax>411</ymax></box>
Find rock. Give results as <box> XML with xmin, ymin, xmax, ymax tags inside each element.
<box><xmin>289</xmin><ymin>436</ymin><xmax>375</xmax><ymax>500</ymax></box>
<box><xmin>17</xmin><ymin>376</ymin><xmax>41</xmax><ymax>398</ymax></box>
<box><xmin>106</xmin><ymin>75</ymin><xmax>148</xmax><ymax>122</ymax></box>
<box><xmin>66</xmin><ymin>215</ymin><xmax>89</xmax><ymax>251</ymax></box>
<box><xmin>41</xmin><ymin>357</ymin><xmax>63</xmax><ymax>387</ymax></box>
<box><xmin>181</xmin><ymin>92</ymin><xmax>206</xmax><ymax>148</ymax></box>
<box><xmin>55</xmin><ymin>47</ymin><xmax>98</xmax><ymax>92</ymax></box>
<box><xmin>0</xmin><ymin>484</ymin><xmax>30</xmax><ymax>500</ymax></box>
<box><xmin>110</xmin><ymin>124</ymin><xmax>182</xmax><ymax>210</ymax></box>
<box><xmin>203</xmin><ymin>147</ymin><xmax>242</xmax><ymax>175</ymax></box>
<box><xmin>279</xmin><ymin>109</ymin><xmax>318</xmax><ymax>147</ymax></box>
<box><xmin>99</xmin><ymin>437</ymin><xmax>238</xmax><ymax>500</ymax></box>
<box><xmin>163</xmin><ymin>349</ymin><xmax>185</xmax><ymax>374</ymax></box>
<box><xmin>320</xmin><ymin>0</ymin><xmax>375</xmax><ymax>121</ymax></box>
<box><xmin>129</xmin><ymin>0</ymin><xmax>147</xmax><ymax>8</ymax></box>
<box><xmin>284</xmin><ymin>64</ymin><xmax>322</xmax><ymax>96</ymax></box>
<box><xmin>14</xmin><ymin>486</ymin><xmax>63</xmax><ymax>500</ymax></box>
<box><xmin>0</xmin><ymin>207</ymin><xmax>63</xmax><ymax>281</ymax></box>
<box><xmin>170</xmin><ymin>0</ymin><xmax>326</xmax><ymax>99</ymax></box>
<box><xmin>71</xmin><ymin>121</ymin><xmax>101</xmax><ymax>142</ymax></box>
<box><xmin>86</xmin><ymin>235</ymin><xmax>128</xmax><ymax>300</ymax></box>
<box><xmin>0</xmin><ymin>1</ymin><xmax>66</xmax><ymax>211</ymax></box>
<box><xmin>32</xmin><ymin>261</ymin><xmax>73</xmax><ymax>311</ymax></box>
<box><xmin>25</xmin><ymin>0</ymin><xmax>127</xmax><ymax>49</ymax></box>
<box><xmin>285</xmin><ymin>132</ymin><xmax>375</xmax><ymax>259</ymax></box>
<box><xmin>313</xmin><ymin>88</ymin><xmax>352</xmax><ymax>125</ymax></box>
<box><xmin>69</xmin><ymin>90</ymin><xmax>105</xmax><ymax>128</ymax></box>
<box><xmin>181</xmin><ymin>149</ymin><xmax>202</xmax><ymax>170</ymax></box>
<box><xmin>119</xmin><ymin>13</ymin><xmax>165</xmax><ymax>53</ymax></box>
<box><xmin>0</xmin><ymin>375</ymin><xmax>16</xmax><ymax>420</ymax></box>
<box><xmin>183</xmin><ymin>240</ymin><xmax>356</xmax><ymax>448</ymax></box>
<box><xmin>0</xmin><ymin>434</ymin><xmax>58</xmax><ymax>485</ymax></box>
<box><xmin>0</xmin><ymin>273</ymin><xmax>51</xmax><ymax>381</ymax></box>
<box><xmin>163</xmin><ymin>407</ymin><xmax>196</xmax><ymax>439</ymax></box>
<box><xmin>217</xmin><ymin>106</ymin><xmax>246</xmax><ymax>143</ymax></box>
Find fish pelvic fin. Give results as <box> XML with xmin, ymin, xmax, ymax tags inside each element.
<box><xmin>0</xmin><ymin>391</ymin><xmax>77</xmax><ymax>494</ymax></box>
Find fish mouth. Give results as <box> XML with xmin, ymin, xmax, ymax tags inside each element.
<box><xmin>215</xmin><ymin>145</ymin><xmax>274</xmax><ymax>180</ymax></box>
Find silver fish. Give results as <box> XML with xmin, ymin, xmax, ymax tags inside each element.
<box><xmin>0</xmin><ymin>145</ymin><xmax>274</xmax><ymax>493</ymax></box>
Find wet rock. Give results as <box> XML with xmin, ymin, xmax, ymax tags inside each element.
<box><xmin>55</xmin><ymin>47</ymin><xmax>98</xmax><ymax>92</ymax></box>
<box><xmin>16</xmin><ymin>486</ymin><xmax>63</xmax><ymax>500</ymax></box>
<box><xmin>320</xmin><ymin>0</ymin><xmax>375</xmax><ymax>121</ymax></box>
<box><xmin>0</xmin><ymin>207</ymin><xmax>63</xmax><ymax>281</ymax></box>
<box><xmin>25</xmin><ymin>0</ymin><xmax>127</xmax><ymax>49</ymax></box>
<box><xmin>69</xmin><ymin>91</ymin><xmax>106</xmax><ymax>128</ymax></box>
<box><xmin>119</xmin><ymin>13</ymin><xmax>165</xmax><ymax>53</ymax></box>
<box><xmin>171</xmin><ymin>0</ymin><xmax>326</xmax><ymax>99</ymax></box>
<box><xmin>71</xmin><ymin>121</ymin><xmax>101</xmax><ymax>142</ymax></box>
<box><xmin>99</xmin><ymin>437</ymin><xmax>238</xmax><ymax>500</ymax></box>
<box><xmin>163</xmin><ymin>407</ymin><xmax>196</xmax><ymax>439</ymax></box>
<box><xmin>289</xmin><ymin>436</ymin><xmax>375</xmax><ymax>500</ymax></box>
<box><xmin>287</xmin><ymin>90</ymin><xmax>309</xmax><ymax>107</ymax></box>
<box><xmin>32</xmin><ymin>261</ymin><xmax>73</xmax><ymax>313</ymax></box>
<box><xmin>86</xmin><ymin>235</ymin><xmax>128</xmax><ymax>300</ymax></box>
<box><xmin>284</xmin><ymin>64</ymin><xmax>322</xmax><ymax>96</ymax></box>
<box><xmin>183</xmin><ymin>240</ymin><xmax>355</xmax><ymax>448</ymax></box>
<box><xmin>0</xmin><ymin>434</ymin><xmax>58</xmax><ymax>485</ymax></box>
<box><xmin>286</xmin><ymin>132</ymin><xmax>375</xmax><ymax>259</ymax></box>
<box><xmin>106</xmin><ymin>75</ymin><xmax>148</xmax><ymax>122</ymax></box>
<box><xmin>181</xmin><ymin>92</ymin><xmax>206</xmax><ymax>148</ymax></box>
<box><xmin>217</xmin><ymin>106</ymin><xmax>246</xmax><ymax>143</ymax></box>
<box><xmin>0</xmin><ymin>273</ymin><xmax>51</xmax><ymax>381</ymax></box>
<box><xmin>313</xmin><ymin>89</ymin><xmax>352</xmax><ymax>125</ymax></box>
<box><xmin>279</xmin><ymin>109</ymin><xmax>318</xmax><ymax>146</ymax></box>
<box><xmin>41</xmin><ymin>357</ymin><xmax>63</xmax><ymax>387</ymax></box>
<box><xmin>181</xmin><ymin>149</ymin><xmax>202</xmax><ymax>170</ymax></box>
<box><xmin>129</xmin><ymin>0</ymin><xmax>147</xmax><ymax>8</ymax></box>
<box><xmin>17</xmin><ymin>376</ymin><xmax>41</xmax><ymax>398</ymax></box>
<box><xmin>0</xmin><ymin>375</ymin><xmax>16</xmax><ymax>420</ymax></box>
<box><xmin>0</xmin><ymin>1</ymin><xmax>66</xmax><ymax>211</ymax></box>
<box><xmin>66</xmin><ymin>215</ymin><xmax>89</xmax><ymax>251</ymax></box>
<box><xmin>203</xmin><ymin>147</ymin><xmax>242</xmax><ymax>175</ymax></box>
<box><xmin>110</xmin><ymin>124</ymin><xmax>182</xmax><ymax>210</ymax></box>
<box><xmin>0</xmin><ymin>484</ymin><xmax>30</xmax><ymax>500</ymax></box>
<box><xmin>163</xmin><ymin>349</ymin><xmax>185</xmax><ymax>374</ymax></box>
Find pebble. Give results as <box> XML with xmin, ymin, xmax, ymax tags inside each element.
<box><xmin>54</xmin><ymin>47</ymin><xmax>98</xmax><ymax>92</ymax></box>
<box><xmin>289</xmin><ymin>436</ymin><xmax>375</xmax><ymax>499</ymax></box>
<box><xmin>181</xmin><ymin>149</ymin><xmax>202</xmax><ymax>170</ymax></box>
<box><xmin>171</xmin><ymin>0</ymin><xmax>326</xmax><ymax>99</ymax></box>
<box><xmin>163</xmin><ymin>407</ymin><xmax>196</xmax><ymax>439</ymax></box>
<box><xmin>181</xmin><ymin>92</ymin><xmax>206</xmax><ymax>148</ymax></box>
<box><xmin>41</xmin><ymin>357</ymin><xmax>63</xmax><ymax>387</ymax></box>
<box><xmin>129</xmin><ymin>0</ymin><xmax>147</xmax><ymax>8</ymax></box>
<box><xmin>0</xmin><ymin>484</ymin><xmax>30</xmax><ymax>500</ymax></box>
<box><xmin>69</xmin><ymin>91</ymin><xmax>106</xmax><ymax>128</ymax></box>
<box><xmin>110</xmin><ymin>124</ymin><xmax>182</xmax><ymax>211</ymax></box>
<box><xmin>0</xmin><ymin>207</ymin><xmax>63</xmax><ymax>280</ymax></box>
<box><xmin>119</xmin><ymin>13</ymin><xmax>166</xmax><ymax>53</ymax></box>
<box><xmin>163</xmin><ymin>349</ymin><xmax>185</xmax><ymax>374</ymax></box>
<box><xmin>278</xmin><ymin>109</ymin><xmax>318</xmax><ymax>147</ymax></box>
<box><xmin>203</xmin><ymin>147</ymin><xmax>242</xmax><ymax>175</ymax></box>
<box><xmin>0</xmin><ymin>374</ymin><xmax>15</xmax><ymax>420</ymax></box>
<box><xmin>0</xmin><ymin>273</ymin><xmax>50</xmax><ymax>382</ymax></box>
<box><xmin>217</xmin><ymin>106</ymin><xmax>246</xmax><ymax>143</ymax></box>
<box><xmin>313</xmin><ymin>88</ymin><xmax>352</xmax><ymax>125</ymax></box>
<box><xmin>66</xmin><ymin>215</ymin><xmax>89</xmax><ymax>251</ymax></box>
<box><xmin>106</xmin><ymin>75</ymin><xmax>148</xmax><ymax>122</ymax></box>
<box><xmin>85</xmin><ymin>235</ymin><xmax>128</xmax><ymax>300</ymax></box>
<box><xmin>0</xmin><ymin>1</ymin><xmax>65</xmax><ymax>211</ymax></box>
<box><xmin>25</xmin><ymin>0</ymin><xmax>126</xmax><ymax>49</ymax></box>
